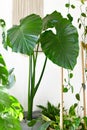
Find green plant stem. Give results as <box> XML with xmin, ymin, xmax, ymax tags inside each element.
<box><xmin>32</xmin><ymin>45</ymin><xmax>39</xmax><ymax>93</ymax></box>
<box><xmin>34</xmin><ymin>57</ymin><xmax>47</xmax><ymax>96</ymax></box>
<box><xmin>28</xmin><ymin>53</ymin><xmax>47</xmax><ymax>120</ymax></box>
<box><xmin>28</xmin><ymin>55</ymin><xmax>33</xmax><ymax>120</ymax></box>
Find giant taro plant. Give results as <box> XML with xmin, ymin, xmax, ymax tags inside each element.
<box><xmin>5</xmin><ymin>11</ymin><xmax>79</xmax><ymax>121</ymax></box>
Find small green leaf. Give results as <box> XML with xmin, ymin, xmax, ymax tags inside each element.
<box><xmin>28</xmin><ymin>119</ymin><xmax>37</xmax><ymax>127</ymax></box>
<box><xmin>81</xmin><ymin>13</ymin><xmax>86</xmax><ymax>17</ymax></box>
<box><xmin>81</xmin><ymin>0</ymin><xmax>85</xmax><ymax>4</ymax></box>
<box><xmin>65</xmin><ymin>3</ymin><xmax>70</xmax><ymax>8</ymax></box>
<box><xmin>74</xmin><ymin>103</ymin><xmax>78</xmax><ymax>108</ymax></box>
<box><xmin>71</xmin><ymin>4</ymin><xmax>75</xmax><ymax>9</ymax></box>
<box><xmin>69</xmin><ymin>103</ymin><xmax>77</xmax><ymax>116</ymax></box>
<box><xmin>67</xmin><ymin>13</ymin><xmax>73</xmax><ymax>22</ymax></box>
<box><xmin>79</xmin><ymin>23</ymin><xmax>81</xmax><ymax>29</ymax></box>
<box><xmin>0</xmin><ymin>19</ymin><xmax>6</xmax><ymax>27</ymax></box>
<box><xmin>63</xmin><ymin>87</ymin><xmax>68</xmax><ymax>93</ymax></box>
<box><xmin>75</xmin><ymin>93</ymin><xmax>80</xmax><ymax>101</ymax></box>
<box><xmin>69</xmin><ymin>73</ymin><xmax>73</xmax><ymax>78</ymax></box>
<box><xmin>77</xmin><ymin>18</ymin><xmax>80</xmax><ymax>23</ymax></box>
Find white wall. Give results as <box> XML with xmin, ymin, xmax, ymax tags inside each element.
<box><xmin>0</xmin><ymin>0</ymin><xmax>87</xmax><ymax>114</ymax></box>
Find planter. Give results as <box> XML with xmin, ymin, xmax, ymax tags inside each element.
<box><xmin>21</xmin><ymin>120</ymin><xmax>41</xmax><ymax>130</ymax></box>
<box><xmin>47</xmin><ymin>127</ymin><xmax>54</xmax><ymax>130</ymax></box>
<box><xmin>21</xmin><ymin>110</ymin><xmax>41</xmax><ymax>130</ymax></box>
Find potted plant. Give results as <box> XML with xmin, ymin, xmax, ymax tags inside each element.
<box><xmin>5</xmin><ymin>10</ymin><xmax>79</xmax><ymax>122</ymax></box>
<box><xmin>35</xmin><ymin>88</ymin><xmax>87</xmax><ymax>130</ymax></box>
<box><xmin>0</xmin><ymin>19</ymin><xmax>23</xmax><ymax>130</ymax></box>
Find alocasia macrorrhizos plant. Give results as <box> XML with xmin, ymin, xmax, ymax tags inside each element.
<box><xmin>5</xmin><ymin>11</ymin><xmax>79</xmax><ymax>120</ymax></box>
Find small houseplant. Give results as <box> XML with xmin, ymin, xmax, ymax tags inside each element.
<box><xmin>36</xmin><ymin>102</ymin><xmax>87</xmax><ymax>130</ymax></box>
<box><xmin>0</xmin><ymin>20</ymin><xmax>23</xmax><ymax>130</ymax></box>
<box><xmin>35</xmin><ymin>87</ymin><xmax>87</xmax><ymax>130</ymax></box>
<box><xmin>5</xmin><ymin>10</ymin><xmax>79</xmax><ymax>122</ymax></box>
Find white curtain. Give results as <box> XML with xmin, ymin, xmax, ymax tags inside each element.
<box><xmin>12</xmin><ymin>0</ymin><xmax>43</xmax><ymax>24</ymax></box>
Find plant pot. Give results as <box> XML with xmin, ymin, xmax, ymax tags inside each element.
<box><xmin>21</xmin><ymin>120</ymin><xmax>41</xmax><ymax>130</ymax></box>
<box><xmin>23</xmin><ymin>110</ymin><xmax>41</xmax><ymax>119</ymax></box>
<box><xmin>21</xmin><ymin>110</ymin><xmax>41</xmax><ymax>130</ymax></box>
<box><xmin>47</xmin><ymin>127</ymin><xmax>55</xmax><ymax>130</ymax></box>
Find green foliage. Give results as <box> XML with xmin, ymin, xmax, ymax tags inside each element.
<box><xmin>37</xmin><ymin>102</ymin><xmax>60</xmax><ymax>121</ymax></box>
<box><xmin>7</xmin><ymin>11</ymin><xmax>79</xmax><ymax>70</ymax></box>
<box><xmin>7</xmin><ymin>14</ymin><xmax>42</xmax><ymax>55</ymax></box>
<box><xmin>28</xmin><ymin>119</ymin><xmax>37</xmax><ymax>127</ymax></box>
<box><xmin>81</xmin><ymin>0</ymin><xmax>85</xmax><ymax>4</ymax></box>
<box><xmin>75</xmin><ymin>93</ymin><xmax>80</xmax><ymax>101</ymax></box>
<box><xmin>63</xmin><ymin>70</ymin><xmax>74</xmax><ymax>93</ymax></box>
<box><xmin>0</xmin><ymin>54</ymin><xmax>8</xmax><ymax>85</ymax></box>
<box><xmin>65</xmin><ymin>3</ymin><xmax>70</xmax><ymax>8</ymax></box>
<box><xmin>0</xmin><ymin>25</ymin><xmax>23</xmax><ymax>129</ymax></box>
<box><xmin>69</xmin><ymin>103</ymin><xmax>78</xmax><ymax>116</ymax></box>
<box><xmin>5</xmin><ymin>11</ymin><xmax>79</xmax><ymax>120</ymax></box>
<box><xmin>0</xmin><ymin>53</ymin><xmax>23</xmax><ymax>129</ymax></box>
<box><xmin>37</xmin><ymin>101</ymin><xmax>86</xmax><ymax>130</ymax></box>
<box><xmin>63</xmin><ymin>87</ymin><xmax>68</xmax><ymax>93</ymax></box>
<box><xmin>71</xmin><ymin>4</ymin><xmax>75</xmax><ymax>9</ymax></box>
<box><xmin>0</xmin><ymin>115</ymin><xmax>21</xmax><ymax>130</ymax></box>
<box><xmin>0</xmin><ymin>90</ymin><xmax>23</xmax><ymax>130</ymax></box>
<box><xmin>81</xmin><ymin>12</ymin><xmax>86</xmax><ymax>17</ymax></box>
<box><xmin>67</xmin><ymin>13</ymin><xmax>73</xmax><ymax>22</ymax></box>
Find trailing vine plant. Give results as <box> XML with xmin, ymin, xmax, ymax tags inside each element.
<box><xmin>77</xmin><ymin>0</ymin><xmax>87</xmax><ymax>119</ymax></box>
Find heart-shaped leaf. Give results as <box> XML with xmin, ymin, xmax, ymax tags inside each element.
<box><xmin>7</xmin><ymin>14</ymin><xmax>42</xmax><ymax>55</ymax></box>
<box><xmin>41</xmin><ymin>12</ymin><xmax>79</xmax><ymax>70</ymax></box>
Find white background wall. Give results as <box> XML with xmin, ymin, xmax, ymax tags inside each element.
<box><xmin>0</xmin><ymin>0</ymin><xmax>87</xmax><ymax>115</ymax></box>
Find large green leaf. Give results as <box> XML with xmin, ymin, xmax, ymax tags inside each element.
<box><xmin>0</xmin><ymin>54</ymin><xmax>8</xmax><ymax>85</ymax></box>
<box><xmin>0</xmin><ymin>116</ymin><xmax>21</xmax><ymax>130</ymax></box>
<box><xmin>41</xmin><ymin>12</ymin><xmax>79</xmax><ymax>70</ymax></box>
<box><xmin>7</xmin><ymin>14</ymin><xmax>42</xmax><ymax>55</ymax></box>
<box><xmin>0</xmin><ymin>90</ymin><xmax>23</xmax><ymax>130</ymax></box>
<box><xmin>43</xmin><ymin>11</ymin><xmax>63</xmax><ymax>30</ymax></box>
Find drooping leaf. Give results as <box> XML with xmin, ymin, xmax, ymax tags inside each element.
<box><xmin>63</xmin><ymin>87</ymin><xmax>68</xmax><ymax>93</ymax></box>
<box><xmin>81</xmin><ymin>13</ymin><xmax>86</xmax><ymax>17</ymax></box>
<box><xmin>41</xmin><ymin>12</ymin><xmax>79</xmax><ymax>70</ymax></box>
<box><xmin>75</xmin><ymin>93</ymin><xmax>80</xmax><ymax>101</ymax></box>
<box><xmin>79</xmin><ymin>23</ymin><xmax>81</xmax><ymax>29</ymax></box>
<box><xmin>65</xmin><ymin>3</ymin><xmax>70</xmax><ymax>8</ymax></box>
<box><xmin>67</xmin><ymin>13</ymin><xmax>73</xmax><ymax>22</ymax></box>
<box><xmin>69</xmin><ymin>103</ymin><xmax>78</xmax><ymax>116</ymax></box>
<box><xmin>7</xmin><ymin>14</ymin><xmax>42</xmax><ymax>55</ymax></box>
<box><xmin>71</xmin><ymin>4</ymin><xmax>75</xmax><ymax>9</ymax></box>
<box><xmin>69</xmin><ymin>73</ymin><xmax>73</xmax><ymax>78</ymax></box>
